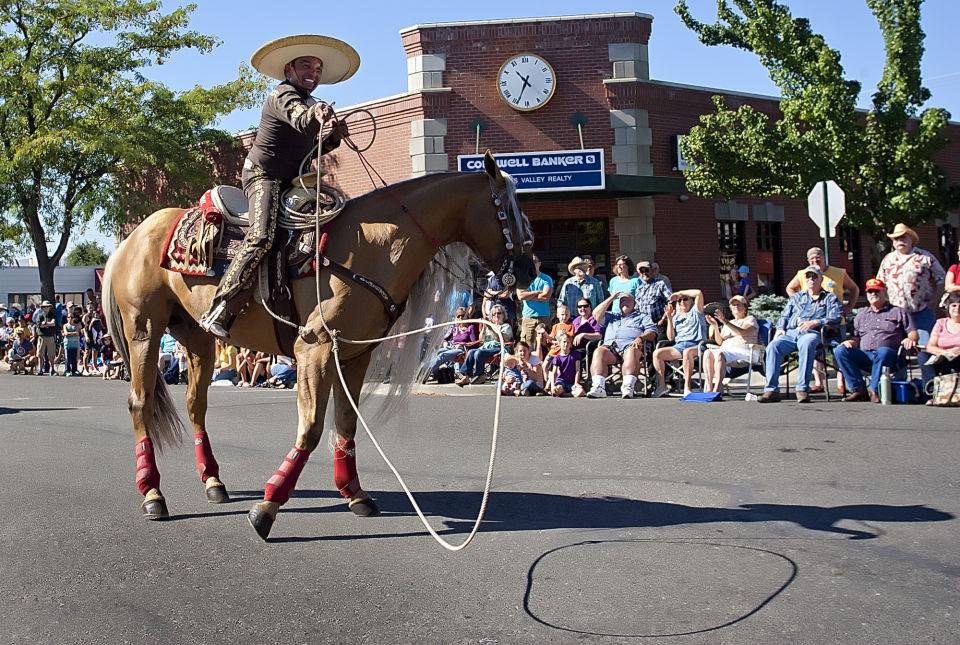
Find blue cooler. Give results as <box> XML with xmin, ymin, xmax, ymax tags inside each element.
<box><xmin>892</xmin><ymin>379</ymin><xmax>923</xmax><ymax>404</ymax></box>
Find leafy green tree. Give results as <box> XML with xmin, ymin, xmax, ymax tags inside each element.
<box><xmin>65</xmin><ymin>240</ymin><xmax>109</xmax><ymax>266</ymax></box>
<box><xmin>0</xmin><ymin>1</ymin><xmax>266</xmax><ymax>299</ymax></box>
<box><xmin>675</xmin><ymin>0</ymin><xmax>960</xmax><ymax>264</ymax></box>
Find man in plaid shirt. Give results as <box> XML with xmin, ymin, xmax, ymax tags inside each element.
<box><xmin>760</xmin><ymin>265</ymin><xmax>841</xmax><ymax>403</ymax></box>
<box><xmin>632</xmin><ymin>260</ymin><xmax>673</xmax><ymax>341</ymax></box>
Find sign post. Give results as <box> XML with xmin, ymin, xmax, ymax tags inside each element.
<box><xmin>806</xmin><ymin>180</ymin><xmax>846</xmax><ymax>266</ymax></box>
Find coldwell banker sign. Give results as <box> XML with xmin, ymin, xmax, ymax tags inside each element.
<box><xmin>457</xmin><ymin>149</ymin><xmax>605</xmax><ymax>193</ymax></box>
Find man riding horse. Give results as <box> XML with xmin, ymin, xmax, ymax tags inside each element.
<box><xmin>200</xmin><ymin>34</ymin><xmax>360</xmax><ymax>338</ymax></box>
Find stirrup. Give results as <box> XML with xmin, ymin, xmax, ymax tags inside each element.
<box><xmin>200</xmin><ymin>301</ymin><xmax>232</xmax><ymax>340</ymax></box>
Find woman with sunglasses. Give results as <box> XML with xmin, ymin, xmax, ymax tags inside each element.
<box><xmin>428</xmin><ymin>306</ymin><xmax>479</xmax><ymax>381</ymax></box>
<box><xmin>457</xmin><ymin>304</ymin><xmax>513</xmax><ymax>386</ymax></box>
<box><xmin>702</xmin><ymin>295</ymin><xmax>760</xmax><ymax>393</ymax></box>
<box><xmin>652</xmin><ymin>288</ymin><xmax>707</xmax><ymax>397</ymax></box>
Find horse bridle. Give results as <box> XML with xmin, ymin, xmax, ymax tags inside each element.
<box><xmin>488</xmin><ymin>175</ymin><xmax>533</xmax><ymax>288</ymax></box>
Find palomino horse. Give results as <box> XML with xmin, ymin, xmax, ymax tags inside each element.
<box><xmin>103</xmin><ymin>151</ymin><xmax>536</xmax><ymax>540</ymax></box>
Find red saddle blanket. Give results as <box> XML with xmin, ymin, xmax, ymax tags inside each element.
<box><xmin>159</xmin><ymin>194</ymin><xmax>323</xmax><ymax>279</ymax></box>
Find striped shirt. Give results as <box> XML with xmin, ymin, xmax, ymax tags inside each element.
<box><xmin>777</xmin><ymin>289</ymin><xmax>841</xmax><ymax>332</ymax></box>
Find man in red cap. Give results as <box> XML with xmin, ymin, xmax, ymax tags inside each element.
<box><xmin>833</xmin><ymin>278</ymin><xmax>918</xmax><ymax>402</ymax></box>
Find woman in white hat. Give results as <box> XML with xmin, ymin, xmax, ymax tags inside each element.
<box><xmin>201</xmin><ymin>35</ymin><xmax>361</xmax><ymax>338</ymax></box>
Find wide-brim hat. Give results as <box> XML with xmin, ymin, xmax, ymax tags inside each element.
<box><xmin>40</xmin><ymin>300</ymin><xmax>53</xmax><ymax>307</ymax></box>
<box><xmin>567</xmin><ymin>256</ymin><xmax>588</xmax><ymax>274</ymax></box>
<box><xmin>251</xmin><ymin>34</ymin><xmax>360</xmax><ymax>84</ymax></box>
<box><xmin>502</xmin><ymin>355</ymin><xmax>519</xmax><ymax>369</ymax></box>
<box><xmin>887</xmin><ymin>222</ymin><xmax>919</xmax><ymax>245</ymax></box>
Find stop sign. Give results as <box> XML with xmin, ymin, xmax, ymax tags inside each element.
<box><xmin>807</xmin><ymin>180</ymin><xmax>846</xmax><ymax>238</ymax></box>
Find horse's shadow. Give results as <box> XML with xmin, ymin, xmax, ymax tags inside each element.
<box><xmin>216</xmin><ymin>488</ymin><xmax>953</xmax><ymax>543</ymax></box>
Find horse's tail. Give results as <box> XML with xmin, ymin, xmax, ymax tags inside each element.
<box><xmin>103</xmin><ymin>255</ymin><xmax>185</xmax><ymax>454</ymax></box>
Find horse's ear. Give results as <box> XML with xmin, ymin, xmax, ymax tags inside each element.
<box><xmin>483</xmin><ymin>150</ymin><xmax>503</xmax><ymax>184</ymax></box>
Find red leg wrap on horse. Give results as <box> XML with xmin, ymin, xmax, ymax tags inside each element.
<box><xmin>135</xmin><ymin>438</ymin><xmax>160</xmax><ymax>495</ymax></box>
<box><xmin>264</xmin><ymin>447</ymin><xmax>309</xmax><ymax>505</ymax></box>
<box><xmin>193</xmin><ymin>431</ymin><xmax>220</xmax><ymax>482</ymax></box>
<box><xmin>334</xmin><ymin>439</ymin><xmax>361</xmax><ymax>498</ymax></box>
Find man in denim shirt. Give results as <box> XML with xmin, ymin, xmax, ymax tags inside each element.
<box><xmin>760</xmin><ymin>265</ymin><xmax>841</xmax><ymax>403</ymax></box>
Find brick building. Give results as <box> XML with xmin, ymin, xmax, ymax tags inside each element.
<box><xmin>216</xmin><ymin>12</ymin><xmax>960</xmax><ymax>301</ymax></box>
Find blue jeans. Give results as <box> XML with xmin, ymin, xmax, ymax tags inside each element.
<box><xmin>430</xmin><ymin>346</ymin><xmax>465</xmax><ymax>375</ymax></box>
<box><xmin>912</xmin><ymin>308</ymin><xmax>937</xmax><ymax>386</ymax></box>
<box><xmin>833</xmin><ymin>345</ymin><xmax>899</xmax><ymax>393</ymax></box>
<box><xmin>521</xmin><ymin>379</ymin><xmax>544</xmax><ymax>395</ymax></box>
<box><xmin>463</xmin><ymin>346</ymin><xmax>499</xmax><ymax>377</ymax></box>
<box><xmin>764</xmin><ymin>329</ymin><xmax>821</xmax><ymax>393</ymax></box>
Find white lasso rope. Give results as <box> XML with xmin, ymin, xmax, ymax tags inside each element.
<box><xmin>253</xmin><ymin>122</ymin><xmax>506</xmax><ymax>551</ymax></box>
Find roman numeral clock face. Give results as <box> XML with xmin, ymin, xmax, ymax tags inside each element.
<box><xmin>497</xmin><ymin>54</ymin><xmax>556</xmax><ymax>112</ymax></box>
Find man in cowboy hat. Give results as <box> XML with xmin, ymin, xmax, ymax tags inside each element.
<box><xmin>876</xmin><ymin>222</ymin><xmax>945</xmax><ymax>386</ymax></box>
<box><xmin>200</xmin><ymin>34</ymin><xmax>361</xmax><ymax>338</ymax></box>
<box><xmin>557</xmin><ymin>255</ymin><xmax>604</xmax><ymax>315</ymax></box>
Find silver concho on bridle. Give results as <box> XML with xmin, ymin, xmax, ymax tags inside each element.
<box><xmin>490</xmin><ymin>176</ymin><xmax>531</xmax><ymax>288</ymax></box>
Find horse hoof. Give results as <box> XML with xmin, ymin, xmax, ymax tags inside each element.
<box><xmin>248</xmin><ymin>507</ymin><xmax>274</xmax><ymax>541</ymax></box>
<box><xmin>205</xmin><ymin>485</ymin><xmax>230</xmax><ymax>504</ymax></box>
<box><xmin>141</xmin><ymin>498</ymin><xmax>169</xmax><ymax>520</ymax></box>
<box><xmin>349</xmin><ymin>498</ymin><xmax>381</xmax><ymax>517</ymax></box>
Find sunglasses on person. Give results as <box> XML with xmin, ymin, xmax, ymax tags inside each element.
<box><xmin>638</xmin><ymin>267</ymin><xmax>650</xmax><ymax>273</ymax></box>
<box><xmin>577</xmin><ymin>304</ymin><xmax>590</xmax><ymax>309</ymax></box>
<box><xmin>730</xmin><ymin>302</ymin><xmax>745</xmax><ymax>308</ymax></box>
<box><xmin>675</xmin><ymin>296</ymin><xmax>691</xmax><ymax>303</ymax></box>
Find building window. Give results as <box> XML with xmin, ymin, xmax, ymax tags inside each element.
<box><xmin>837</xmin><ymin>225</ymin><xmax>863</xmax><ymax>288</ymax></box>
<box><xmin>717</xmin><ymin>220</ymin><xmax>745</xmax><ymax>295</ymax></box>
<box><xmin>755</xmin><ymin>221</ymin><xmax>782</xmax><ymax>295</ymax></box>
<box><xmin>938</xmin><ymin>223</ymin><xmax>957</xmax><ymax>267</ymax></box>
<box><xmin>530</xmin><ymin>219</ymin><xmax>610</xmax><ymax>283</ymax></box>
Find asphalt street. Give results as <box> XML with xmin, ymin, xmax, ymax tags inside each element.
<box><xmin>0</xmin><ymin>372</ymin><xmax>957</xmax><ymax>644</ymax></box>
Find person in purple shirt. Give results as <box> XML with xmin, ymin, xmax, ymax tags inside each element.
<box><xmin>547</xmin><ymin>333</ymin><xmax>582</xmax><ymax>397</ymax></box>
<box><xmin>427</xmin><ymin>307</ymin><xmax>479</xmax><ymax>379</ymax></box>
<box><xmin>571</xmin><ymin>297</ymin><xmax>605</xmax><ymax>363</ymax></box>
<box><xmin>833</xmin><ymin>278</ymin><xmax>918</xmax><ymax>403</ymax></box>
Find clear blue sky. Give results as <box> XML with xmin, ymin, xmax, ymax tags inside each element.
<box><xmin>75</xmin><ymin>0</ymin><xmax>958</xmax><ymax>251</ymax></box>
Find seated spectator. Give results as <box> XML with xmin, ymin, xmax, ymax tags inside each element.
<box><xmin>533</xmin><ymin>322</ymin><xmax>552</xmax><ymax>363</ymax></box>
<box><xmin>428</xmin><ymin>307</ymin><xmax>479</xmax><ymax>380</ymax></box>
<box><xmin>833</xmin><ymin>278</ymin><xmax>918</xmax><ymax>403</ymax></box>
<box><xmin>760</xmin><ymin>265</ymin><xmax>841</xmax><ymax>403</ymax></box>
<box><xmin>212</xmin><ymin>339</ymin><xmax>239</xmax><ymax>385</ymax></box>
<box><xmin>237</xmin><ymin>348</ymin><xmax>269</xmax><ymax>387</ymax></box>
<box><xmin>266</xmin><ymin>355</ymin><xmax>298</xmax><ymax>388</ymax></box>
<box><xmin>99</xmin><ymin>335</ymin><xmax>124</xmax><ymax>380</ymax></box>
<box><xmin>7</xmin><ymin>328</ymin><xmax>37</xmax><ymax>374</ymax></box>
<box><xmin>634</xmin><ymin>260</ymin><xmax>673</xmax><ymax>341</ymax></box>
<box><xmin>571</xmin><ymin>298</ymin><xmax>604</xmax><ymax>357</ymax></box>
<box><xmin>586</xmin><ymin>291</ymin><xmax>657</xmax><ymax>399</ymax></box>
<box><xmin>702</xmin><ymin>295</ymin><xmax>760</xmax><ymax>393</ymax></box>
<box><xmin>547</xmin><ymin>304</ymin><xmax>576</xmax><ymax>356</ymax></box>
<box><xmin>162</xmin><ymin>341</ymin><xmax>188</xmax><ymax>385</ymax></box>
<box><xmin>511</xmin><ymin>341</ymin><xmax>544</xmax><ymax>396</ymax></box>
<box><xmin>457</xmin><ymin>304</ymin><xmax>512</xmax><ymax>386</ymax></box>
<box><xmin>558</xmin><ymin>256</ymin><xmax>604</xmax><ymax>313</ymax></box>
<box><xmin>607</xmin><ymin>255</ymin><xmax>640</xmax><ymax>311</ymax></box>
<box><xmin>1</xmin><ymin>318</ymin><xmax>16</xmax><ymax>354</ymax></box>
<box><xmin>546</xmin><ymin>333</ymin><xmax>582</xmax><ymax>397</ymax></box>
<box><xmin>924</xmin><ymin>292</ymin><xmax>960</xmax><ymax>380</ymax></box>
<box><xmin>652</xmin><ymin>289</ymin><xmax>708</xmax><ymax>397</ymax></box>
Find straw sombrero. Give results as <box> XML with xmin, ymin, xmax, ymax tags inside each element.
<box><xmin>250</xmin><ymin>34</ymin><xmax>360</xmax><ymax>84</ymax></box>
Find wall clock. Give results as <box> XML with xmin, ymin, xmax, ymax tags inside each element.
<box><xmin>496</xmin><ymin>54</ymin><xmax>556</xmax><ymax>112</ymax></box>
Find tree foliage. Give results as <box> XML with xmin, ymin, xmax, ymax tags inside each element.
<box><xmin>65</xmin><ymin>240</ymin><xmax>109</xmax><ymax>266</ymax></box>
<box><xmin>675</xmin><ymin>0</ymin><xmax>960</xmax><ymax>253</ymax></box>
<box><xmin>0</xmin><ymin>0</ymin><xmax>266</xmax><ymax>297</ymax></box>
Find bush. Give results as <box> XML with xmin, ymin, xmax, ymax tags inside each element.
<box><xmin>749</xmin><ymin>294</ymin><xmax>787</xmax><ymax>323</ymax></box>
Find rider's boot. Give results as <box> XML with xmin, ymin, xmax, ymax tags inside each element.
<box><xmin>199</xmin><ymin>299</ymin><xmax>235</xmax><ymax>340</ymax></box>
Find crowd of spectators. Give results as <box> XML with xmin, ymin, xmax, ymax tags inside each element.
<box><xmin>423</xmin><ymin>222</ymin><xmax>957</xmax><ymax>405</ymax></box>
<box><xmin>4</xmin><ymin>223</ymin><xmax>957</xmax><ymax>406</ymax></box>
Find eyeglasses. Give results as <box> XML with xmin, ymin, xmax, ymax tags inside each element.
<box><xmin>577</xmin><ymin>304</ymin><xmax>590</xmax><ymax>309</ymax></box>
<box><xmin>675</xmin><ymin>297</ymin><xmax>691</xmax><ymax>302</ymax></box>
<box><xmin>638</xmin><ymin>268</ymin><xmax>650</xmax><ymax>273</ymax></box>
<box><xmin>730</xmin><ymin>302</ymin><xmax>745</xmax><ymax>308</ymax></box>
<box><xmin>866</xmin><ymin>289</ymin><xmax>882</xmax><ymax>294</ymax></box>
<box><xmin>491</xmin><ymin>312</ymin><xmax>504</xmax><ymax>317</ymax></box>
